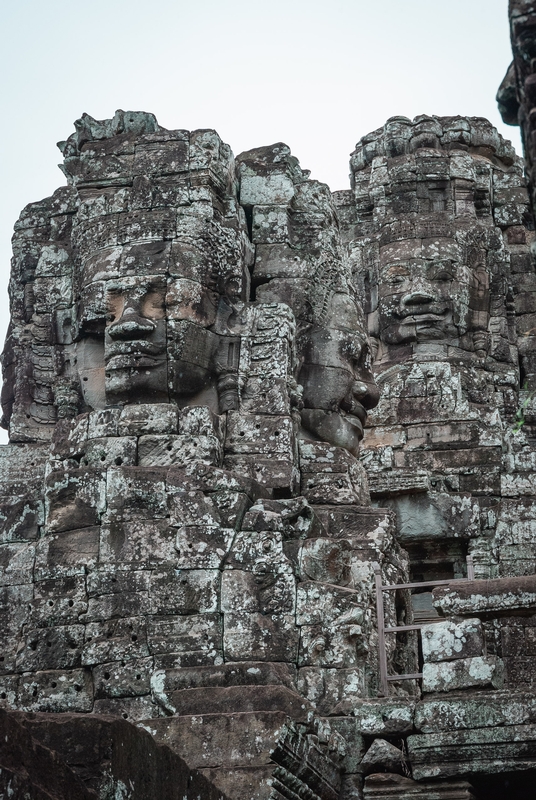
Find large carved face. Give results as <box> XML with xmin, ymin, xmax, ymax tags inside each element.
<box><xmin>374</xmin><ymin>223</ymin><xmax>497</xmax><ymax>358</ymax></box>
<box><xmin>299</xmin><ymin>291</ymin><xmax>379</xmax><ymax>456</ymax></box>
<box><xmin>377</xmin><ymin>258</ymin><xmax>482</xmax><ymax>345</ymax></box>
<box><xmin>74</xmin><ymin>243</ymin><xmax>225</xmax><ymax>410</ymax></box>
<box><xmin>103</xmin><ymin>276</ymin><xmax>168</xmax><ymax>402</ymax></box>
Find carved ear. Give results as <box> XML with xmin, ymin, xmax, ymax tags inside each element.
<box><xmin>367</xmin><ymin>309</ymin><xmax>379</xmax><ymax>339</ymax></box>
<box><xmin>53</xmin><ymin>378</ymin><xmax>81</xmax><ymax>421</ymax></box>
<box><xmin>367</xmin><ymin>336</ymin><xmax>379</xmax><ymax>365</ymax></box>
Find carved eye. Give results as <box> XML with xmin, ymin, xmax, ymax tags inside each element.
<box><xmin>384</xmin><ymin>267</ymin><xmax>409</xmax><ymax>285</ymax></box>
<box><xmin>341</xmin><ymin>336</ymin><xmax>363</xmax><ymax>366</ymax></box>
<box><xmin>429</xmin><ymin>264</ymin><xmax>455</xmax><ymax>282</ymax></box>
<box><xmin>142</xmin><ymin>290</ymin><xmax>166</xmax><ymax>318</ymax></box>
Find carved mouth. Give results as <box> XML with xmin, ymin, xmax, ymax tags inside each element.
<box><xmin>397</xmin><ymin>305</ymin><xmax>449</xmax><ymax>322</ymax></box>
<box><xmin>400</xmin><ymin>313</ymin><xmax>448</xmax><ymax>325</ymax></box>
<box><xmin>105</xmin><ymin>339</ymin><xmax>164</xmax><ymax>359</ymax></box>
<box><xmin>345</xmin><ymin>414</ymin><xmax>364</xmax><ymax>438</ymax></box>
<box><xmin>344</xmin><ymin>402</ymin><xmax>367</xmax><ymax>438</ymax></box>
<box><xmin>105</xmin><ymin>353</ymin><xmax>166</xmax><ymax>370</ymax></box>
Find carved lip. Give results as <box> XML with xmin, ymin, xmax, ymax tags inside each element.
<box><xmin>106</xmin><ymin>340</ymin><xmax>165</xmax><ymax>358</ymax></box>
<box><xmin>399</xmin><ymin>311</ymin><xmax>448</xmax><ymax>323</ymax></box>
<box><xmin>345</xmin><ymin>414</ymin><xmax>364</xmax><ymax>438</ymax></box>
<box><xmin>105</xmin><ymin>354</ymin><xmax>165</xmax><ymax>370</ymax></box>
<box><xmin>342</xmin><ymin>397</ymin><xmax>367</xmax><ymax>424</ymax></box>
<box><xmin>344</xmin><ymin>401</ymin><xmax>367</xmax><ymax>438</ymax></box>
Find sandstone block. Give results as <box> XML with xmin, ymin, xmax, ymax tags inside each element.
<box><xmin>118</xmin><ymin>403</ymin><xmax>179</xmax><ymax>436</ymax></box>
<box><xmin>81</xmin><ymin>436</ymin><xmax>137</xmax><ymax>468</ymax></box>
<box><xmin>82</xmin><ymin>616</ymin><xmax>149</xmax><ymax>666</ymax></box>
<box><xmin>145</xmin><ymin>710</ymin><xmax>290</xmax><ymax>769</ymax></box>
<box><xmin>422</xmin><ymin>656</ymin><xmax>504</xmax><ymax>693</ymax></box>
<box><xmin>93</xmin><ymin>656</ymin><xmax>153</xmax><ymax>698</ymax></box>
<box><xmin>175</xmin><ymin>525</ymin><xmax>235</xmax><ymax>569</ymax></box>
<box><xmin>165</xmin><ymin>684</ymin><xmax>310</xmax><ymax>719</ymax></box>
<box><xmin>100</xmin><ymin>517</ymin><xmax>176</xmax><ymax>566</ymax></box>
<box><xmin>222</xmin><ymin>568</ymin><xmax>295</xmax><ymax>615</ymax></box>
<box><xmin>45</xmin><ymin>469</ymin><xmax>106</xmax><ymax>533</ymax></box>
<box><xmin>138</xmin><ymin>433</ymin><xmax>222</xmax><ymax>467</ymax></box>
<box><xmin>408</xmin><ymin>723</ymin><xmax>536</xmax><ymax>780</ymax></box>
<box><xmin>223</xmin><ymin>611</ymin><xmax>299</xmax><ymax>662</ymax></box>
<box><xmin>415</xmin><ymin>691</ymin><xmax>536</xmax><ymax>733</ymax></box>
<box><xmin>18</xmin><ymin>669</ymin><xmax>93</xmax><ymax>713</ymax></box>
<box><xmin>34</xmin><ymin>529</ymin><xmax>98</xmax><ymax>580</ymax></box>
<box><xmin>150</xmin><ymin>567</ymin><xmax>220</xmax><ymax>615</ymax></box>
<box><xmin>421</xmin><ymin>619</ymin><xmax>484</xmax><ymax>663</ymax></box>
<box><xmin>297</xmin><ymin>667</ymin><xmax>366</xmax><ymax>715</ymax></box>
<box><xmin>147</xmin><ymin>612</ymin><xmax>222</xmax><ymax>664</ymax></box>
<box><xmin>16</xmin><ymin>625</ymin><xmax>84</xmax><ymax>672</ymax></box>
<box><xmin>361</xmin><ymin>738</ymin><xmax>407</xmax><ymax>775</ymax></box>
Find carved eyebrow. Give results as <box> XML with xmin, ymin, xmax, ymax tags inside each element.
<box><xmin>384</xmin><ymin>268</ymin><xmax>410</xmax><ymax>280</ymax></box>
<box><xmin>428</xmin><ymin>264</ymin><xmax>455</xmax><ymax>277</ymax></box>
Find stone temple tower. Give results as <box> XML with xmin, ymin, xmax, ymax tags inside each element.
<box><xmin>4</xmin><ymin>8</ymin><xmax>536</xmax><ymax>794</ymax></box>
<box><xmin>0</xmin><ymin>110</ymin><xmax>412</xmax><ymax>800</ymax></box>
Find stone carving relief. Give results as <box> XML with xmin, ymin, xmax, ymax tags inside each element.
<box><xmin>6</xmin><ymin>94</ymin><xmax>536</xmax><ymax>797</ymax></box>
<box><xmin>0</xmin><ymin>111</ymin><xmax>411</xmax><ymax>800</ymax></box>
<box><xmin>336</xmin><ymin>116</ymin><xmax>536</xmax><ymax>590</ymax></box>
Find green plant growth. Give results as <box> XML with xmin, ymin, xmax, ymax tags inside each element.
<box><xmin>513</xmin><ymin>384</ymin><xmax>535</xmax><ymax>433</ymax></box>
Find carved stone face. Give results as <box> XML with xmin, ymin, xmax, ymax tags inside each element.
<box><xmin>104</xmin><ymin>276</ymin><xmax>168</xmax><ymax>403</ymax></box>
<box><xmin>377</xmin><ymin>258</ymin><xmax>480</xmax><ymax>346</ymax></box>
<box><xmin>75</xmin><ymin>252</ymin><xmax>222</xmax><ymax>409</ymax></box>
<box><xmin>299</xmin><ymin>292</ymin><xmax>379</xmax><ymax>456</ymax></box>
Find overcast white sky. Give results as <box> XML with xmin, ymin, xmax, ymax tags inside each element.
<box><xmin>0</xmin><ymin>0</ymin><xmax>521</xmax><ymax>443</ymax></box>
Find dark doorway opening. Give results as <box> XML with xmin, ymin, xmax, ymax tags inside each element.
<box><xmin>471</xmin><ymin>769</ymin><xmax>536</xmax><ymax>800</ymax></box>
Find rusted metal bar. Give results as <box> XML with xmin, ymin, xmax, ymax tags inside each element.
<box><xmin>384</xmin><ymin>624</ymin><xmax>423</xmax><ymax>633</ymax></box>
<box><xmin>382</xmin><ymin>578</ymin><xmax>466</xmax><ymax>591</ymax></box>
<box><xmin>466</xmin><ymin>554</ymin><xmax>475</xmax><ymax>580</ymax></box>
<box><xmin>374</xmin><ymin>563</ymin><xmax>390</xmax><ymax>697</ymax></box>
<box><xmin>376</xmin><ymin>558</ymin><xmax>474</xmax><ymax>691</ymax></box>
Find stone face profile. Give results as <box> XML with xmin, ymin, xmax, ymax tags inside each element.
<box><xmin>237</xmin><ymin>143</ymin><xmax>379</xmax><ymax>458</ymax></box>
<box><xmin>500</xmin><ymin>2</ymin><xmax>536</xmax><ymax>213</ymax></box>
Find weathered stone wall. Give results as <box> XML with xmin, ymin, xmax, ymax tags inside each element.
<box><xmin>0</xmin><ymin>707</ymin><xmax>229</xmax><ymax>800</ymax></box>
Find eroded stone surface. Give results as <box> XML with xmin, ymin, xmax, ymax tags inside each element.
<box><xmin>0</xmin><ymin>111</ymin><xmax>412</xmax><ymax>800</ymax></box>
<box><xmin>3</xmin><ymin>31</ymin><xmax>536</xmax><ymax>792</ymax></box>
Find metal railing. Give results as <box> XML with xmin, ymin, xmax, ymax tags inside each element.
<box><xmin>374</xmin><ymin>556</ymin><xmax>475</xmax><ymax>696</ymax></box>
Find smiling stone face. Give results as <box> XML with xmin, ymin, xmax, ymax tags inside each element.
<box><xmin>59</xmin><ymin>119</ymin><xmax>252</xmax><ymax>417</ymax></box>
<box><xmin>334</xmin><ymin>115</ymin><xmax>536</xmax><ymax>582</ymax></box>
<box><xmin>377</xmin><ymin>253</ymin><xmax>486</xmax><ymax>348</ymax></box>
<box><xmin>236</xmin><ymin>143</ymin><xmax>380</xmax><ymax>458</ymax></box>
<box><xmin>104</xmin><ymin>276</ymin><xmax>168</xmax><ymax>402</ymax></box>
<box><xmin>342</xmin><ymin>116</ymin><xmax>524</xmax><ymax>370</ymax></box>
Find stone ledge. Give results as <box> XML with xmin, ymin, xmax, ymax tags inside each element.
<box><xmin>433</xmin><ymin>574</ymin><xmax>536</xmax><ymax>617</ymax></box>
<box><xmin>408</xmin><ymin>723</ymin><xmax>536</xmax><ymax>780</ymax></box>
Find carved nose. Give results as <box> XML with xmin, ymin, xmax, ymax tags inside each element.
<box><xmin>402</xmin><ymin>290</ymin><xmax>435</xmax><ymax>306</ymax></box>
<box><xmin>108</xmin><ymin>309</ymin><xmax>156</xmax><ymax>340</ymax></box>
<box><xmin>352</xmin><ymin>380</ymin><xmax>380</xmax><ymax>411</ymax></box>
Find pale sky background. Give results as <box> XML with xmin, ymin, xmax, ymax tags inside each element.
<box><xmin>0</xmin><ymin>0</ymin><xmax>522</xmax><ymax>443</ymax></box>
